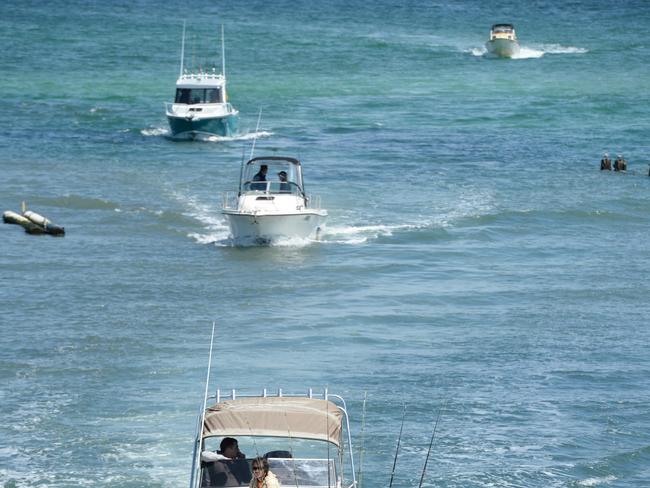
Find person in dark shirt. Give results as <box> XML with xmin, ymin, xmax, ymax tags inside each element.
<box><xmin>278</xmin><ymin>171</ymin><xmax>291</xmax><ymax>192</ymax></box>
<box><xmin>600</xmin><ymin>153</ymin><xmax>611</xmax><ymax>171</ymax></box>
<box><xmin>251</xmin><ymin>165</ymin><xmax>268</xmax><ymax>190</ymax></box>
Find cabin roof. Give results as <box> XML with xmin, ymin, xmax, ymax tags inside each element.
<box><xmin>202</xmin><ymin>397</ymin><xmax>343</xmax><ymax>446</ymax></box>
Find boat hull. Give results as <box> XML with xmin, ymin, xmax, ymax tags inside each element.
<box><xmin>167</xmin><ymin>113</ymin><xmax>238</xmax><ymax>139</ymax></box>
<box><xmin>223</xmin><ymin>211</ymin><xmax>327</xmax><ymax>244</ymax></box>
<box><xmin>485</xmin><ymin>39</ymin><xmax>520</xmax><ymax>58</ymax></box>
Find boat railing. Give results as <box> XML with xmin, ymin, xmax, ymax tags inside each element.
<box><xmin>214</xmin><ymin>387</ymin><xmax>334</xmax><ymax>403</ymax></box>
<box><xmin>306</xmin><ymin>194</ymin><xmax>322</xmax><ymax>210</ymax></box>
<box><xmin>222</xmin><ymin>192</ymin><xmax>238</xmax><ymax>210</ymax></box>
<box><xmin>239</xmin><ymin>181</ymin><xmax>305</xmax><ymax>196</ymax></box>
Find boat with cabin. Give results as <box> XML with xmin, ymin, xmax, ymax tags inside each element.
<box><xmin>165</xmin><ymin>25</ymin><xmax>238</xmax><ymax>139</ymax></box>
<box><xmin>485</xmin><ymin>23</ymin><xmax>520</xmax><ymax>58</ymax></box>
<box><xmin>222</xmin><ymin>156</ymin><xmax>327</xmax><ymax>244</ymax></box>
<box><xmin>190</xmin><ymin>388</ymin><xmax>357</xmax><ymax>488</ymax></box>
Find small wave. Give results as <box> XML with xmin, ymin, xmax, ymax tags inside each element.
<box><xmin>140</xmin><ymin>126</ymin><xmax>169</xmax><ymax>137</ymax></box>
<box><xmin>577</xmin><ymin>475</ymin><xmax>616</xmax><ymax>486</ymax></box>
<box><xmin>469</xmin><ymin>46</ymin><xmax>487</xmax><ymax>56</ymax></box>
<box><xmin>39</xmin><ymin>194</ymin><xmax>118</xmax><ymax>211</ymax></box>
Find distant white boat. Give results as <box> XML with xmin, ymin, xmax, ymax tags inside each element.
<box><xmin>485</xmin><ymin>23</ymin><xmax>520</xmax><ymax>58</ymax></box>
<box><xmin>165</xmin><ymin>25</ymin><xmax>238</xmax><ymax>140</ymax></box>
<box><xmin>222</xmin><ymin>156</ymin><xmax>327</xmax><ymax>244</ymax></box>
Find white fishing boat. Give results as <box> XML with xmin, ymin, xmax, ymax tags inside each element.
<box><xmin>485</xmin><ymin>23</ymin><xmax>520</xmax><ymax>58</ymax></box>
<box><xmin>222</xmin><ymin>156</ymin><xmax>327</xmax><ymax>244</ymax></box>
<box><xmin>189</xmin><ymin>388</ymin><xmax>357</xmax><ymax>488</ymax></box>
<box><xmin>165</xmin><ymin>25</ymin><xmax>238</xmax><ymax>140</ymax></box>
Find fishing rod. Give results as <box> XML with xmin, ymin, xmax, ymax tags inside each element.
<box><xmin>388</xmin><ymin>403</ymin><xmax>407</xmax><ymax>488</ymax></box>
<box><xmin>237</xmin><ymin>144</ymin><xmax>247</xmax><ymax>196</ymax></box>
<box><xmin>249</xmin><ymin>108</ymin><xmax>263</xmax><ymax>160</ymax></box>
<box><xmin>189</xmin><ymin>322</ymin><xmax>217</xmax><ymax>488</ymax></box>
<box><xmin>282</xmin><ymin>408</ymin><xmax>300</xmax><ymax>488</ymax></box>
<box><xmin>356</xmin><ymin>392</ymin><xmax>368</xmax><ymax>488</ymax></box>
<box><xmin>418</xmin><ymin>399</ymin><xmax>448</xmax><ymax>488</ymax></box>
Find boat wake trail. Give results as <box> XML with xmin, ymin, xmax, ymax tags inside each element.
<box><xmin>200</xmin><ymin>130</ymin><xmax>273</xmax><ymax>143</ymax></box>
<box><xmin>470</xmin><ymin>44</ymin><xmax>587</xmax><ymax>59</ymax></box>
<box><xmin>321</xmin><ymin>223</ymin><xmax>422</xmax><ymax>244</ymax></box>
<box><xmin>511</xmin><ymin>46</ymin><xmax>545</xmax><ymax>59</ymax></box>
<box><xmin>139</xmin><ymin>127</ymin><xmax>272</xmax><ymax>142</ymax></box>
<box><xmin>169</xmin><ymin>191</ymin><xmax>231</xmax><ymax>245</ymax></box>
<box><xmin>140</xmin><ymin>126</ymin><xmax>169</xmax><ymax>137</ymax></box>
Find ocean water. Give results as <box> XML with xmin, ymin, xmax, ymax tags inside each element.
<box><xmin>2</xmin><ymin>1</ymin><xmax>650</xmax><ymax>487</ymax></box>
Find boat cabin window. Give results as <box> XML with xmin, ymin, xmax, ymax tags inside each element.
<box><xmin>243</xmin><ymin>161</ymin><xmax>302</xmax><ymax>194</ymax></box>
<box><xmin>244</xmin><ymin>181</ymin><xmax>301</xmax><ymax>195</ymax></box>
<box><xmin>175</xmin><ymin>88</ymin><xmax>223</xmax><ymax>104</ymax></box>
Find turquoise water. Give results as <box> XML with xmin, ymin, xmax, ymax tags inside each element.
<box><xmin>2</xmin><ymin>1</ymin><xmax>650</xmax><ymax>487</ymax></box>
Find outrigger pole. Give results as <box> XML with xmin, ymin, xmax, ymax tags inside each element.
<box><xmin>221</xmin><ymin>24</ymin><xmax>226</xmax><ymax>78</ymax></box>
<box><xmin>179</xmin><ymin>20</ymin><xmax>186</xmax><ymax>77</ymax></box>
<box><xmin>417</xmin><ymin>399</ymin><xmax>447</xmax><ymax>488</ymax></box>
<box><xmin>190</xmin><ymin>322</ymin><xmax>217</xmax><ymax>488</ymax></box>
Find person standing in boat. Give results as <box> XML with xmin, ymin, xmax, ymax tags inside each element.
<box><xmin>250</xmin><ymin>457</ymin><xmax>281</xmax><ymax>488</ymax></box>
<box><xmin>600</xmin><ymin>153</ymin><xmax>612</xmax><ymax>171</ymax></box>
<box><xmin>278</xmin><ymin>171</ymin><xmax>291</xmax><ymax>192</ymax></box>
<box><xmin>201</xmin><ymin>437</ymin><xmax>245</xmax><ymax>462</ymax></box>
<box><xmin>251</xmin><ymin>165</ymin><xmax>268</xmax><ymax>190</ymax></box>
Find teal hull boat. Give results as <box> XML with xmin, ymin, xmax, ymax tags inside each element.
<box><xmin>165</xmin><ymin>25</ymin><xmax>239</xmax><ymax>140</ymax></box>
<box><xmin>167</xmin><ymin>109</ymin><xmax>239</xmax><ymax>139</ymax></box>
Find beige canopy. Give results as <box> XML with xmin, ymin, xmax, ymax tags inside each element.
<box><xmin>202</xmin><ymin>397</ymin><xmax>343</xmax><ymax>447</ymax></box>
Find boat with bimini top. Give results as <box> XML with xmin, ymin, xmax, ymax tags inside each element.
<box><xmin>222</xmin><ymin>156</ymin><xmax>327</xmax><ymax>244</ymax></box>
<box><xmin>485</xmin><ymin>23</ymin><xmax>520</xmax><ymax>58</ymax></box>
<box><xmin>165</xmin><ymin>25</ymin><xmax>238</xmax><ymax>140</ymax></box>
<box><xmin>190</xmin><ymin>388</ymin><xmax>357</xmax><ymax>488</ymax></box>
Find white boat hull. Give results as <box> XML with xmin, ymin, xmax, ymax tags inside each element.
<box><xmin>223</xmin><ymin>210</ymin><xmax>327</xmax><ymax>243</ymax></box>
<box><xmin>485</xmin><ymin>39</ymin><xmax>520</xmax><ymax>58</ymax></box>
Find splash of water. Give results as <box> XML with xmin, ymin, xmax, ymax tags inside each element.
<box><xmin>140</xmin><ymin>127</ymin><xmax>169</xmax><ymax>137</ymax></box>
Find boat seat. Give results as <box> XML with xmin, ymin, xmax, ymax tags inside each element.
<box><xmin>264</xmin><ymin>450</ymin><xmax>292</xmax><ymax>459</ymax></box>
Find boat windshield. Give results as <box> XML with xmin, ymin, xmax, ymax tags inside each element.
<box><xmin>491</xmin><ymin>24</ymin><xmax>514</xmax><ymax>33</ymax></box>
<box><xmin>200</xmin><ymin>458</ymin><xmax>336</xmax><ymax>488</ymax></box>
<box><xmin>175</xmin><ymin>88</ymin><xmax>223</xmax><ymax>104</ymax></box>
<box><xmin>242</xmin><ymin>159</ymin><xmax>303</xmax><ymax>195</ymax></box>
<box><xmin>201</xmin><ymin>437</ymin><xmax>339</xmax><ymax>488</ymax></box>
